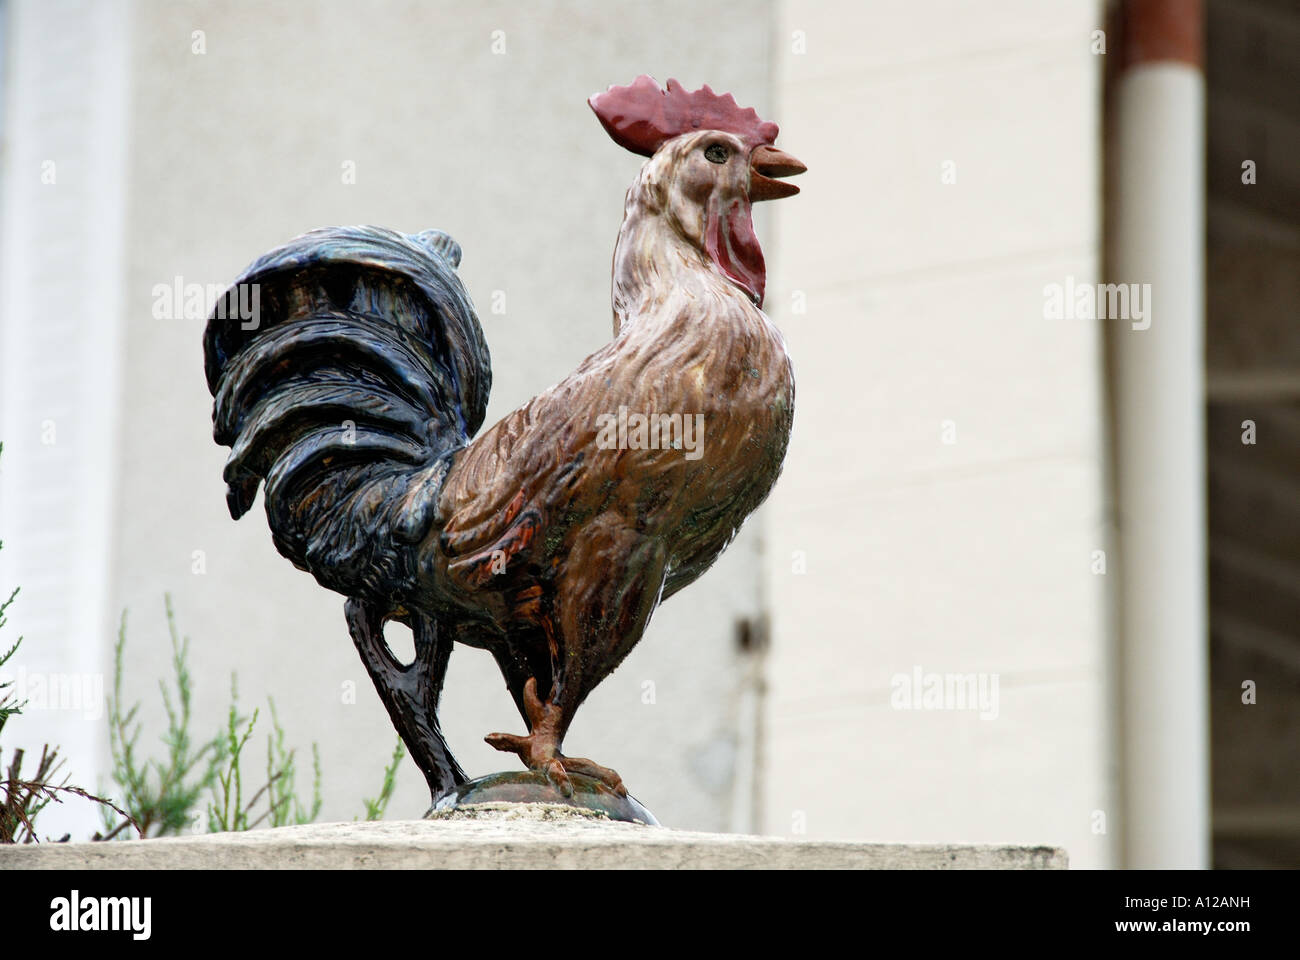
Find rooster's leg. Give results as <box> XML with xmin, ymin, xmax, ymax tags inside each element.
<box><xmin>485</xmin><ymin>677</ymin><xmax>626</xmax><ymax>798</ymax></box>
<box><xmin>486</xmin><ymin>526</ymin><xmax>667</xmax><ymax>800</ymax></box>
<box><xmin>345</xmin><ymin>599</ymin><xmax>466</xmax><ymax>803</ymax></box>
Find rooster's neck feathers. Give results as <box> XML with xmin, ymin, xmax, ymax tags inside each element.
<box><xmin>611</xmin><ymin>159</ymin><xmax>765</xmax><ymax>333</ymax></box>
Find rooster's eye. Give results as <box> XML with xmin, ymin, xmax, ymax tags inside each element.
<box><xmin>704</xmin><ymin>144</ymin><xmax>729</xmax><ymax>164</ymax></box>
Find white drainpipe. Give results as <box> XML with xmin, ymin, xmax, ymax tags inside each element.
<box><xmin>1110</xmin><ymin>0</ymin><xmax>1209</xmax><ymax>868</ymax></box>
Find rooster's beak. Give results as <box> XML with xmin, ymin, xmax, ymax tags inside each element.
<box><xmin>749</xmin><ymin>145</ymin><xmax>806</xmax><ymax>202</ymax></box>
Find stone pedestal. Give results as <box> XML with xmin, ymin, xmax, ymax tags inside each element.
<box><xmin>0</xmin><ymin>806</ymin><xmax>1066</xmax><ymax>869</ymax></box>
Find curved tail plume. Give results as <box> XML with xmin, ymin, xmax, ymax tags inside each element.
<box><xmin>203</xmin><ymin>226</ymin><xmax>491</xmax><ymax>604</ymax></box>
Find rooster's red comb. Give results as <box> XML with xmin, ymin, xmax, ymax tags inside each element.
<box><xmin>588</xmin><ymin>75</ymin><xmax>779</xmax><ymax>158</ymax></box>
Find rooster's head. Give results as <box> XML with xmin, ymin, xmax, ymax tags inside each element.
<box><xmin>590</xmin><ymin>76</ymin><xmax>805</xmax><ymax>307</ymax></box>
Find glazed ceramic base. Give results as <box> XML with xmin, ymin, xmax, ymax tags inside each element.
<box><xmin>427</xmin><ymin>770</ymin><xmax>659</xmax><ymax>825</ymax></box>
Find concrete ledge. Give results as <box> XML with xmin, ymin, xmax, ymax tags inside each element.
<box><xmin>1</xmin><ymin>808</ymin><xmax>1067</xmax><ymax>869</ymax></box>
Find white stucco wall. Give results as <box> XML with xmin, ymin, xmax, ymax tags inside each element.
<box><xmin>761</xmin><ymin>0</ymin><xmax>1117</xmax><ymax>867</ymax></box>
<box><xmin>0</xmin><ymin>0</ymin><xmax>132</xmax><ymax>842</ymax></box>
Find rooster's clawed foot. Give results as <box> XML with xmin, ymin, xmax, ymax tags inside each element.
<box><xmin>485</xmin><ymin>677</ymin><xmax>627</xmax><ymax>798</ymax></box>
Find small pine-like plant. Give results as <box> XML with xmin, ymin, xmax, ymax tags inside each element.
<box><xmin>266</xmin><ymin>698</ymin><xmax>323</xmax><ymax>828</ymax></box>
<box><xmin>103</xmin><ymin>596</ymin><xmax>325</xmax><ymax>837</ymax></box>
<box><xmin>101</xmin><ymin>599</ymin><xmax>222</xmax><ymax>838</ymax></box>
<box><xmin>361</xmin><ymin>738</ymin><xmax>406</xmax><ymax>821</ymax></box>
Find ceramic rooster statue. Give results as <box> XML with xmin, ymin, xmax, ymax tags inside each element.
<box><xmin>203</xmin><ymin>76</ymin><xmax>804</xmax><ymax>807</ymax></box>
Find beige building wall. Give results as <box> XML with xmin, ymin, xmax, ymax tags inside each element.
<box><xmin>761</xmin><ymin>0</ymin><xmax>1115</xmax><ymax>867</ymax></box>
